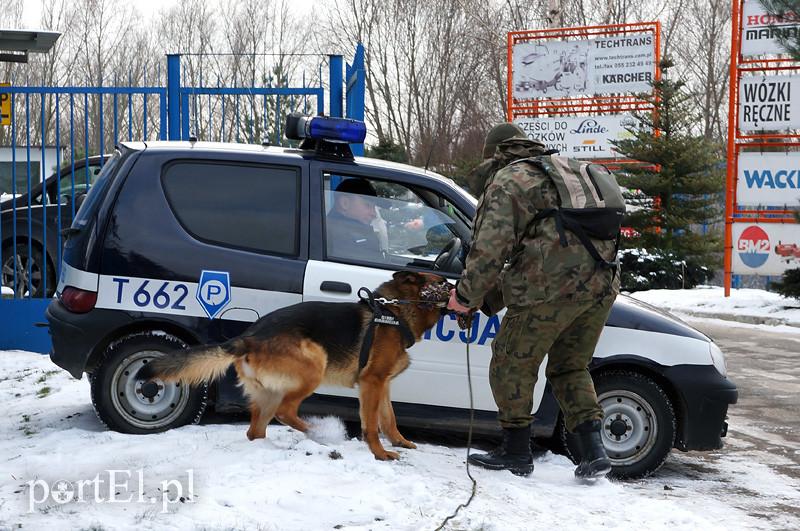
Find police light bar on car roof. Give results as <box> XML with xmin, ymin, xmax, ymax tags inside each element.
<box><xmin>285</xmin><ymin>113</ymin><xmax>367</xmax><ymax>144</ymax></box>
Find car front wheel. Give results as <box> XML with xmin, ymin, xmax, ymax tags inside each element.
<box><xmin>90</xmin><ymin>332</ymin><xmax>208</xmax><ymax>434</ymax></box>
<box><xmin>560</xmin><ymin>370</ymin><xmax>676</xmax><ymax>479</ymax></box>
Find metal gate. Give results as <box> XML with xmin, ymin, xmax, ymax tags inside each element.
<box><xmin>0</xmin><ymin>45</ymin><xmax>366</xmax><ymax>353</ymax></box>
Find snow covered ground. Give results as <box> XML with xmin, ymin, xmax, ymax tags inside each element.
<box><xmin>628</xmin><ymin>286</ymin><xmax>800</xmax><ymax>329</ymax></box>
<box><xmin>1</xmin><ymin>349</ymin><xmax>798</xmax><ymax>531</ymax></box>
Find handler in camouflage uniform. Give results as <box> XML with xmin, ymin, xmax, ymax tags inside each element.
<box><xmin>447</xmin><ymin>123</ymin><xmax>617</xmax><ymax>478</ymax></box>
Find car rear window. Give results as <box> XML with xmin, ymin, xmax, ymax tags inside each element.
<box><xmin>161</xmin><ymin>161</ymin><xmax>300</xmax><ymax>256</ymax></box>
<box><xmin>71</xmin><ymin>151</ymin><xmax>122</xmax><ymax>230</ymax></box>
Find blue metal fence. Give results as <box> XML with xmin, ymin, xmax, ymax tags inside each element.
<box><xmin>0</xmin><ymin>45</ymin><xmax>366</xmax><ymax>353</ymax></box>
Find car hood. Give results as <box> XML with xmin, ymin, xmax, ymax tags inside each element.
<box><xmin>607</xmin><ymin>294</ymin><xmax>710</xmax><ymax>342</ymax></box>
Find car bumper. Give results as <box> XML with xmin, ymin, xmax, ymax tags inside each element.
<box><xmin>46</xmin><ymin>299</ymin><xmax>133</xmax><ymax>379</ymax></box>
<box><xmin>663</xmin><ymin>364</ymin><xmax>738</xmax><ymax>451</ymax></box>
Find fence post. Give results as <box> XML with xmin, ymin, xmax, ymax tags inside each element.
<box><xmin>345</xmin><ymin>43</ymin><xmax>366</xmax><ymax>156</ymax></box>
<box><xmin>167</xmin><ymin>54</ymin><xmax>181</xmax><ymax>140</ymax></box>
<box><xmin>329</xmin><ymin>55</ymin><xmax>343</xmax><ymax>118</ymax></box>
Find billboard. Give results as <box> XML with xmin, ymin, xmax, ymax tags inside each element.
<box><xmin>737</xmin><ymin>152</ymin><xmax>800</xmax><ymax>207</ymax></box>
<box><xmin>732</xmin><ymin>223</ymin><xmax>800</xmax><ymax>275</ymax></box>
<box><xmin>514</xmin><ymin>115</ymin><xmax>637</xmax><ymax>159</ymax></box>
<box><xmin>741</xmin><ymin>0</ymin><xmax>800</xmax><ymax>57</ymax></box>
<box><xmin>738</xmin><ymin>74</ymin><xmax>800</xmax><ymax>131</ymax></box>
<box><xmin>512</xmin><ymin>34</ymin><xmax>656</xmax><ymax>99</ymax></box>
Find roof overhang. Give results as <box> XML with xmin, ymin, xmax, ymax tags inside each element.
<box><xmin>0</xmin><ymin>29</ymin><xmax>61</xmax><ymax>63</ymax></box>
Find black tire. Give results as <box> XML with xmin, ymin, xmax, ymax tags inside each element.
<box><xmin>90</xmin><ymin>332</ymin><xmax>208</xmax><ymax>434</ymax></box>
<box><xmin>1</xmin><ymin>242</ymin><xmax>57</xmax><ymax>297</ymax></box>
<box><xmin>558</xmin><ymin>370</ymin><xmax>676</xmax><ymax>479</ymax></box>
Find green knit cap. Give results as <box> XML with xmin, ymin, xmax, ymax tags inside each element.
<box><xmin>482</xmin><ymin>122</ymin><xmax>528</xmax><ymax>159</ymax></box>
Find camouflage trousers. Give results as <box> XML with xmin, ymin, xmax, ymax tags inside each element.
<box><xmin>489</xmin><ymin>293</ymin><xmax>616</xmax><ymax>432</ymax></box>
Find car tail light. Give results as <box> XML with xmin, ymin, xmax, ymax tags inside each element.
<box><xmin>60</xmin><ymin>286</ymin><xmax>97</xmax><ymax>313</ymax></box>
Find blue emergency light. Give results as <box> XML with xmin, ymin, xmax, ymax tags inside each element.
<box><xmin>285</xmin><ymin>113</ymin><xmax>367</xmax><ymax>144</ymax></box>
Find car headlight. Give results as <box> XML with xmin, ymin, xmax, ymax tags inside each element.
<box><xmin>709</xmin><ymin>342</ymin><xmax>727</xmax><ymax>377</ymax></box>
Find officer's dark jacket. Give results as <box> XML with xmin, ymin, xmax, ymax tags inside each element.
<box><xmin>326</xmin><ymin>209</ymin><xmax>382</xmax><ymax>263</ymax></box>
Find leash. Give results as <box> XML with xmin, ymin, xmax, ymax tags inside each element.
<box><xmin>433</xmin><ymin>310</ymin><xmax>477</xmax><ymax>531</ymax></box>
<box><xmin>357</xmin><ymin>285</ymin><xmax>479</xmax><ymax>529</ymax></box>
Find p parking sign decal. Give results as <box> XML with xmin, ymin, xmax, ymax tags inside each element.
<box><xmin>196</xmin><ymin>270</ymin><xmax>231</xmax><ymax>319</ymax></box>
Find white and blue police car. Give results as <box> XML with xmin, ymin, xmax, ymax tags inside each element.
<box><xmin>46</xmin><ymin>114</ymin><xmax>737</xmax><ymax>478</ymax></box>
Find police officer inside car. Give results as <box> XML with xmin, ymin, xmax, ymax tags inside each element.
<box><xmin>447</xmin><ymin>123</ymin><xmax>618</xmax><ymax>479</ymax></box>
<box><xmin>327</xmin><ymin>178</ymin><xmax>383</xmax><ymax>263</ymax></box>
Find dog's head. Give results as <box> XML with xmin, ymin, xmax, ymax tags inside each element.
<box><xmin>383</xmin><ymin>270</ymin><xmax>450</xmax><ymax>309</ymax></box>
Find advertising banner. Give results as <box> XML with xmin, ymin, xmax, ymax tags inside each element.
<box><xmin>514</xmin><ymin>115</ymin><xmax>637</xmax><ymax>159</ymax></box>
<box><xmin>732</xmin><ymin>222</ymin><xmax>800</xmax><ymax>275</ymax></box>
<box><xmin>737</xmin><ymin>152</ymin><xmax>800</xmax><ymax>207</ymax></box>
<box><xmin>512</xmin><ymin>34</ymin><xmax>655</xmax><ymax>99</ymax></box>
<box><xmin>738</xmin><ymin>74</ymin><xmax>800</xmax><ymax>131</ymax></box>
<box><xmin>741</xmin><ymin>0</ymin><xmax>800</xmax><ymax>57</ymax></box>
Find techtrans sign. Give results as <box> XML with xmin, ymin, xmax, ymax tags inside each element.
<box><xmin>741</xmin><ymin>0</ymin><xmax>800</xmax><ymax>57</ymax></box>
<box><xmin>738</xmin><ymin>74</ymin><xmax>800</xmax><ymax>131</ymax></box>
<box><xmin>511</xmin><ymin>34</ymin><xmax>655</xmax><ymax>99</ymax></box>
<box><xmin>514</xmin><ymin>115</ymin><xmax>636</xmax><ymax>159</ymax></box>
<box><xmin>737</xmin><ymin>152</ymin><xmax>800</xmax><ymax>207</ymax></box>
<box><xmin>732</xmin><ymin>223</ymin><xmax>800</xmax><ymax>275</ymax></box>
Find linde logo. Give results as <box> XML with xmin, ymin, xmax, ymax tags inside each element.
<box><xmin>737</xmin><ymin>226</ymin><xmax>771</xmax><ymax>269</ymax></box>
<box><xmin>570</xmin><ymin>119</ymin><xmax>608</xmax><ymax>135</ymax></box>
<box><xmin>743</xmin><ymin>168</ymin><xmax>800</xmax><ymax>189</ymax></box>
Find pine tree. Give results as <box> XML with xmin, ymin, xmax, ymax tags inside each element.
<box><xmin>611</xmin><ymin>59</ymin><xmax>725</xmax><ymax>287</ymax></box>
<box><xmin>761</xmin><ymin>1</ymin><xmax>800</xmax><ymax>58</ymax></box>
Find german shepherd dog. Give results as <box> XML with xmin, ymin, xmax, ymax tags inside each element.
<box><xmin>137</xmin><ymin>271</ymin><xmax>450</xmax><ymax>460</ymax></box>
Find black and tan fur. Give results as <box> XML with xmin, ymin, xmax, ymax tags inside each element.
<box><xmin>136</xmin><ymin>271</ymin><xmax>448</xmax><ymax>460</ymax></box>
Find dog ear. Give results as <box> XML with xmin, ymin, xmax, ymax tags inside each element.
<box><xmin>392</xmin><ymin>270</ymin><xmax>423</xmax><ymax>285</ymax></box>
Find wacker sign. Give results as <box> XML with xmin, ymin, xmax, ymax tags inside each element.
<box><xmin>514</xmin><ymin>115</ymin><xmax>636</xmax><ymax>159</ymax></box>
<box><xmin>737</xmin><ymin>152</ymin><xmax>800</xmax><ymax>207</ymax></box>
<box><xmin>738</xmin><ymin>74</ymin><xmax>800</xmax><ymax>130</ymax></box>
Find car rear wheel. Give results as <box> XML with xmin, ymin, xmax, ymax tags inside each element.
<box><xmin>559</xmin><ymin>370</ymin><xmax>676</xmax><ymax>479</ymax></box>
<box><xmin>1</xmin><ymin>243</ymin><xmax>56</xmax><ymax>297</ymax></box>
<box><xmin>90</xmin><ymin>332</ymin><xmax>208</xmax><ymax>434</ymax></box>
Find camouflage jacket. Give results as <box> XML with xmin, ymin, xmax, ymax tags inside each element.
<box><xmin>456</xmin><ymin>139</ymin><xmax>619</xmax><ymax>310</ymax></box>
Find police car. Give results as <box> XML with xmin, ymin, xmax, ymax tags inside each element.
<box><xmin>46</xmin><ymin>114</ymin><xmax>737</xmax><ymax>479</ymax></box>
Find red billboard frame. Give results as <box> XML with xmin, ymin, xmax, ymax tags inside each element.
<box><xmin>724</xmin><ymin>0</ymin><xmax>799</xmax><ymax>296</ymax></box>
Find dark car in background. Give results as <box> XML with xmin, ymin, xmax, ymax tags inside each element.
<box><xmin>1</xmin><ymin>156</ymin><xmax>105</xmax><ymax>297</ymax></box>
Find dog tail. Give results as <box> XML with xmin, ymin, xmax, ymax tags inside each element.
<box><xmin>135</xmin><ymin>343</ymin><xmax>239</xmax><ymax>386</ymax></box>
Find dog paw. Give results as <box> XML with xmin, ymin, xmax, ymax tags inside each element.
<box><xmin>393</xmin><ymin>439</ymin><xmax>417</xmax><ymax>449</ymax></box>
<box><xmin>246</xmin><ymin>430</ymin><xmax>266</xmax><ymax>441</ymax></box>
<box><xmin>374</xmin><ymin>450</ymin><xmax>400</xmax><ymax>461</ymax></box>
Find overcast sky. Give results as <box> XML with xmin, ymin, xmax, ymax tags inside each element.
<box><xmin>19</xmin><ymin>0</ymin><xmax>315</xmax><ymax>29</ymax></box>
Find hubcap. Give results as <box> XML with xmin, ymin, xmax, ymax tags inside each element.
<box><xmin>598</xmin><ymin>389</ymin><xmax>658</xmax><ymax>466</ymax></box>
<box><xmin>110</xmin><ymin>350</ymin><xmax>190</xmax><ymax>429</ymax></box>
<box><xmin>2</xmin><ymin>252</ymin><xmax>42</xmax><ymax>297</ymax></box>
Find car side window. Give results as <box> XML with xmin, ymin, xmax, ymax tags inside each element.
<box><xmin>163</xmin><ymin>161</ymin><xmax>300</xmax><ymax>256</ymax></box>
<box><xmin>58</xmin><ymin>164</ymin><xmax>103</xmax><ymax>196</ymax></box>
<box><xmin>323</xmin><ymin>173</ymin><xmax>466</xmax><ymax>269</ymax></box>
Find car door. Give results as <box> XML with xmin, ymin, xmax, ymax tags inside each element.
<box><xmin>303</xmin><ymin>160</ymin><xmax>550</xmax><ymax>414</ymax></box>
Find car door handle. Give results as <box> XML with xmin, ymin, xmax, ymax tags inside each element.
<box><xmin>320</xmin><ymin>281</ymin><xmax>352</xmax><ymax>294</ymax></box>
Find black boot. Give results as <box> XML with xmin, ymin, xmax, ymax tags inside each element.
<box><xmin>573</xmin><ymin>419</ymin><xmax>612</xmax><ymax>479</ymax></box>
<box><xmin>468</xmin><ymin>425</ymin><xmax>534</xmax><ymax>477</ymax></box>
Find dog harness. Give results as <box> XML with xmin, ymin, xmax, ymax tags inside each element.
<box><xmin>357</xmin><ymin>287</ymin><xmax>416</xmax><ymax>371</ymax></box>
